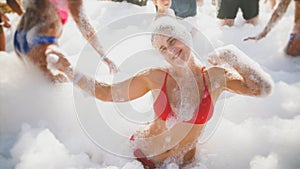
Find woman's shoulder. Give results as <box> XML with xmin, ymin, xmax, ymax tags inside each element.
<box><xmin>138</xmin><ymin>67</ymin><xmax>168</xmax><ymax>87</ymax></box>
<box><xmin>204</xmin><ymin>66</ymin><xmax>226</xmax><ymax>76</ymax></box>
<box><xmin>140</xmin><ymin>67</ymin><xmax>168</xmax><ymax>74</ymax></box>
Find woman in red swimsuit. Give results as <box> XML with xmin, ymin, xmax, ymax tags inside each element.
<box><xmin>14</xmin><ymin>0</ymin><xmax>117</xmax><ymax>82</ymax></box>
<box><xmin>56</xmin><ymin>16</ymin><xmax>273</xmax><ymax>168</ymax></box>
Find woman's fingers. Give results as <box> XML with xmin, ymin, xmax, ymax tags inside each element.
<box><xmin>243</xmin><ymin>37</ymin><xmax>257</xmax><ymax>41</ymax></box>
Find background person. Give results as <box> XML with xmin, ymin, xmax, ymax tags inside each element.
<box><xmin>13</xmin><ymin>0</ymin><xmax>118</xmax><ymax>82</ymax></box>
<box><xmin>216</xmin><ymin>0</ymin><xmax>275</xmax><ymax>26</ymax></box>
<box><xmin>245</xmin><ymin>0</ymin><xmax>300</xmax><ymax>56</ymax></box>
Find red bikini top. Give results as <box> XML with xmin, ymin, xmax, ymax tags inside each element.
<box><xmin>153</xmin><ymin>68</ymin><xmax>214</xmax><ymax>124</ymax></box>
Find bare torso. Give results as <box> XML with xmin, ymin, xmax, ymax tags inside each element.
<box><xmin>133</xmin><ymin>66</ymin><xmax>224</xmax><ymax>165</ymax></box>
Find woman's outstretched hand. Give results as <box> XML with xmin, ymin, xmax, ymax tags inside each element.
<box><xmin>102</xmin><ymin>57</ymin><xmax>119</xmax><ymax>74</ymax></box>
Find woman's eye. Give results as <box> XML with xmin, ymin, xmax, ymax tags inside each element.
<box><xmin>160</xmin><ymin>47</ymin><xmax>167</xmax><ymax>54</ymax></box>
<box><xmin>169</xmin><ymin>39</ymin><xmax>176</xmax><ymax>46</ymax></box>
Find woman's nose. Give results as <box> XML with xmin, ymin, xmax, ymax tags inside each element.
<box><xmin>167</xmin><ymin>45</ymin><xmax>175</xmax><ymax>54</ymax></box>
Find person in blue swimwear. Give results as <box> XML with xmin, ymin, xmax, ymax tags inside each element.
<box><xmin>245</xmin><ymin>0</ymin><xmax>300</xmax><ymax>56</ymax></box>
<box><xmin>54</xmin><ymin>16</ymin><xmax>273</xmax><ymax>167</ymax></box>
<box><xmin>14</xmin><ymin>0</ymin><xmax>118</xmax><ymax>82</ymax></box>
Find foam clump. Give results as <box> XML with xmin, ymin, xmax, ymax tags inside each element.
<box><xmin>209</xmin><ymin>44</ymin><xmax>274</xmax><ymax>97</ymax></box>
<box><xmin>151</xmin><ymin>16</ymin><xmax>193</xmax><ymax>47</ymax></box>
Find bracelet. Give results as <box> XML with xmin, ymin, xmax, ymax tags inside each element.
<box><xmin>73</xmin><ymin>73</ymin><xmax>83</xmax><ymax>84</ymax></box>
<box><xmin>101</xmin><ymin>55</ymin><xmax>107</xmax><ymax>61</ymax></box>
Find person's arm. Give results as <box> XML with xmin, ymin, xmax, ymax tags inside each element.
<box><xmin>62</xmin><ymin>67</ymin><xmax>157</xmax><ymax>102</ymax></box>
<box><xmin>209</xmin><ymin>45</ymin><xmax>273</xmax><ymax>96</ymax></box>
<box><xmin>6</xmin><ymin>0</ymin><xmax>24</xmax><ymax>15</ymax></box>
<box><xmin>67</xmin><ymin>0</ymin><xmax>118</xmax><ymax>73</ymax></box>
<box><xmin>47</xmin><ymin>48</ymin><xmax>159</xmax><ymax>102</ymax></box>
<box><xmin>244</xmin><ymin>0</ymin><xmax>291</xmax><ymax>41</ymax></box>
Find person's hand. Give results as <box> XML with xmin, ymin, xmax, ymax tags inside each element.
<box><xmin>243</xmin><ymin>30</ymin><xmax>268</xmax><ymax>41</ymax></box>
<box><xmin>0</xmin><ymin>13</ymin><xmax>11</xmax><ymax>28</ymax></box>
<box><xmin>208</xmin><ymin>46</ymin><xmax>239</xmax><ymax>67</ymax></box>
<box><xmin>45</xmin><ymin>45</ymin><xmax>72</xmax><ymax>76</ymax></box>
<box><xmin>57</xmin><ymin>57</ymin><xmax>71</xmax><ymax>71</ymax></box>
<box><xmin>102</xmin><ymin>57</ymin><xmax>119</xmax><ymax>73</ymax></box>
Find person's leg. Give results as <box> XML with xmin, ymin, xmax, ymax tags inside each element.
<box><xmin>246</xmin><ymin>15</ymin><xmax>259</xmax><ymax>25</ymax></box>
<box><xmin>220</xmin><ymin>19</ymin><xmax>235</xmax><ymax>26</ymax></box>
<box><xmin>217</xmin><ymin>0</ymin><xmax>239</xmax><ymax>26</ymax></box>
<box><xmin>0</xmin><ymin>14</ymin><xmax>6</xmax><ymax>51</ymax></box>
<box><xmin>0</xmin><ymin>25</ymin><xmax>5</xmax><ymax>51</ymax></box>
<box><xmin>293</xmin><ymin>1</ymin><xmax>300</xmax><ymax>34</ymax></box>
<box><xmin>183</xmin><ymin>147</ymin><xmax>196</xmax><ymax>163</ymax></box>
<box><xmin>240</xmin><ymin>0</ymin><xmax>259</xmax><ymax>25</ymax></box>
<box><xmin>286</xmin><ymin>1</ymin><xmax>300</xmax><ymax>56</ymax></box>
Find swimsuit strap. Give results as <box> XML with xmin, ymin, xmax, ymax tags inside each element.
<box><xmin>201</xmin><ymin>67</ymin><xmax>208</xmax><ymax>90</ymax></box>
<box><xmin>161</xmin><ymin>69</ymin><xmax>169</xmax><ymax>92</ymax></box>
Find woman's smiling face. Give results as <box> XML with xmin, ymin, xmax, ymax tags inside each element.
<box><xmin>152</xmin><ymin>35</ymin><xmax>191</xmax><ymax>67</ymax></box>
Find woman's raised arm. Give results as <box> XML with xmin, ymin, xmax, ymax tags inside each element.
<box><xmin>209</xmin><ymin>45</ymin><xmax>274</xmax><ymax>96</ymax></box>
